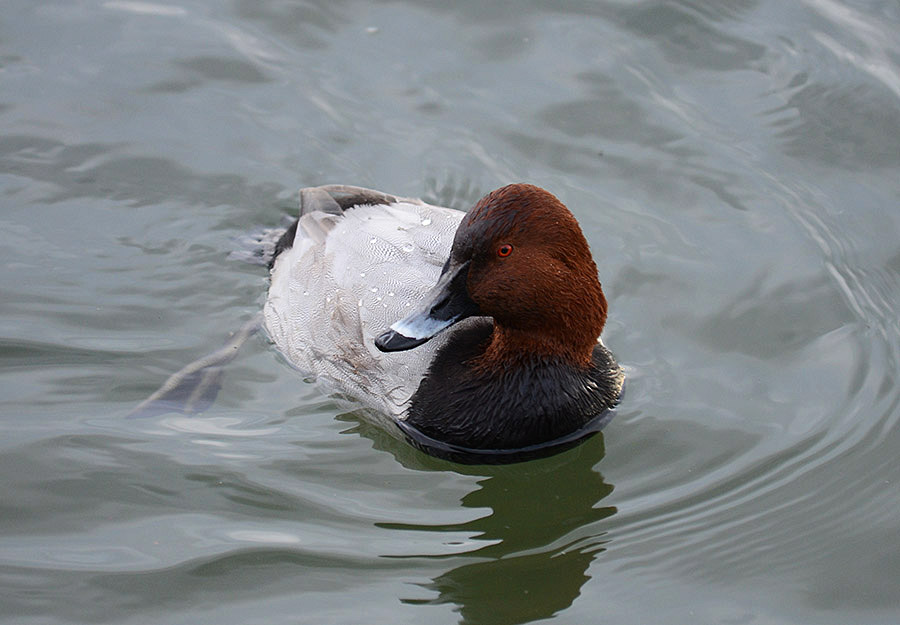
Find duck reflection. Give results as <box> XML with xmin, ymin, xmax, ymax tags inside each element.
<box><xmin>350</xmin><ymin>416</ymin><xmax>616</xmax><ymax>625</ymax></box>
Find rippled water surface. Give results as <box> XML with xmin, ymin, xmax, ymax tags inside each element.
<box><xmin>3</xmin><ymin>1</ymin><xmax>900</xmax><ymax>623</ymax></box>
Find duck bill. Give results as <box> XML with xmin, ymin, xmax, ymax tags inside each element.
<box><xmin>375</xmin><ymin>260</ymin><xmax>479</xmax><ymax>352</ymax></box>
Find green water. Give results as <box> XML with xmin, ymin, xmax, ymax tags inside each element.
<box><xmin>2</xmin><ymin>1</ymin><xmax>900</xmax><ymax>623</ymax></box>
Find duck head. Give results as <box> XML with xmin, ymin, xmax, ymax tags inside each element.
<box><xmin>375</xmin><ymin>183</ymin><xmax>607</xmax><ymax>368</ymax></box>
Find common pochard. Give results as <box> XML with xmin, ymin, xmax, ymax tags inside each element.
<box><xmin>264</xmin><ymin>183</ymin><xmax>624</xmax><ymax>462</ymax></box>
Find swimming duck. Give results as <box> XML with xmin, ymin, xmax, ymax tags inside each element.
<box><xmin>264</xmin><ymin>183</ymin><xmax>623</xmax><ymax>462</ymax></box>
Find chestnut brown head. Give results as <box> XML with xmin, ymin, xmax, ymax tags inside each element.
<box><xmin>376</xmin><ymin>184</ymin><xmax>607</xmax><ymax>367</ymax></box>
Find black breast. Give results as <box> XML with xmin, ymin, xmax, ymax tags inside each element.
<box><xmin>406</xmin><ymin>321</ymin><xmax>622</xmax><ymax>451</ymax></box>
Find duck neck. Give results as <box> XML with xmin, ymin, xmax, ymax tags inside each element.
<box><xmin>475</xmin><ymin>291</ymin><xmax>607</xmax><ymax>371</ymax></box>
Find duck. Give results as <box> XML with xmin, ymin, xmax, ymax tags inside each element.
<box><xmin>263</xmin><ymin>183</ymin><xmax>624</xmax><ymax>462</ymax></box>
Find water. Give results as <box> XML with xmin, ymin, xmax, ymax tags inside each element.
<box><xmin>2</xmin><ymin>1</ymin><xmax>900</xmax><ymax>623</ymax></box>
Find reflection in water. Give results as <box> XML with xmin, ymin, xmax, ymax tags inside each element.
<box><xmin>619</xmin><ymin>1</ymin><xmax>765</xmax><ymax>71</ymax></box>
<box><xmin>408</xmin><ymin>547</ymin><xmax>603</xmax><ymax>625</ymax></box>
<box><xmin>234</xmin><ymin>0</ymin><xmax>352</xmax><ymax>49</ymax></box>
<box><xmin>352</xmin><ymin>418</ymin><xmax>615</xmax><ymax>624</ymax></box>
<box><xmin>0</xmin><ymin>134</ymin><xmax>285</xmax><ymax>209</ymax></box>
<box><xmin>675</xmin><ymin>272</ymin><xmax>854</xmax><ymax>360</ymax></box>
<box><xmin>768</xmin><ymin>81</ymin><xmax>900</xmax><ymax>169</ymax></box>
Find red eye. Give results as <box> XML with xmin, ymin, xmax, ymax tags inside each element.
<box><xmin>497</xmin><ymin>244</ymin><xmax>513</xmax><ymax>257</ymax></box>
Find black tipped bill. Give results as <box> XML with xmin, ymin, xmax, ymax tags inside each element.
<box><xmin>375</xmin><ymin>260</ymin><xmax>478</xmax><ymax>353</ymax></box>
<box><xmin>374</xmin><ymin>328</ymin><xmax>429</xmax><ymax>352</ymax></box>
